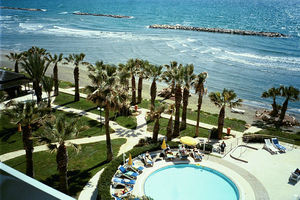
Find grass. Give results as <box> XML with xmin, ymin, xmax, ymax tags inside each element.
<box><xmin>257</xmin><ymin>128</ymin><xmax>300</xmax><ymax>146</ymax></box>
<box><xmin>139</xmin><ymin>99</ymin><xmax>246</xmax><ymax>132</ymax></box>
<box><xmin>54</xmin><ymin>92</ymin><xmax>137</xmax><ymax>129</ymax></box>
<box><xmin>4</xmin><ymin>138</ymin><xmax>126</xmax><ymax>198</ymax></box>
<box><xmin>147</xmin><ymin>117</ymin><xmax>210</xmax><ymax>138</ymax></box>
<box><xmin>0</xmin><ymin>110</ymin><xmax>111</xmax><ymax>155</ymax></box>
<box><xmin>59</xmin><ymin>80</ymin><xmax>74</xmax><ymax>89</ymax></box>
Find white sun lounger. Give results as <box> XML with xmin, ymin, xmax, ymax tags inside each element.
<box><xmin>263</xmin><ymin>139</ymin><xmax>278</xmax><ymax>154</ymax></box>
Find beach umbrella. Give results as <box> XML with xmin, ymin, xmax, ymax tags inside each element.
<box><xmin>180</xmin><ymin>136</ymin><xmax>197</xmax><ymax>146</ymax></box>
<box><xmin>161</xmin><ymin>138</ymin><xmax>167</xmax><ymax>150</ymax></box>
<box><xmin>128</xmin><ymin>153</ymin><xmax>133</xmax><ymax>166</ymax></box>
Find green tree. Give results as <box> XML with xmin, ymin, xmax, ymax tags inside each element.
<box><xmin>162</xmin><ymin>61</ymin><xmax>178</xmax><ymax>97</ymax></box>
<box><xmin>180</xmin><ymin>64</ymin><xmax>195</xmax><ymax>130</ymax></box>
<box><xmin>127</xmin><ymin>59</ymin><xmax>138</xmax><ymax>105</ymax></box>
<box><xmin>39</xmin><ymin>114</ymin><xmax>86</xmax><ymax>193</ymax></box>
<box><xmin>5</xmin><ymin>52</ymin><xmax>23</xmax><ymax>73</ymax></box>
<box><xmin>278</xmin><ymin>86</ymin><xmax>299</xmax><ymax>125</ymax></box>
<box><xmin>166</xmin><ymin>104</ymin><xmax>175</xmax><ymax>141</ymax></box>
<box><xmin>148</xmin><ymin>65</ymin><xmax>163</xmax><ymax>112</ymax></box>
<box><xmin>86</xmin><ymin>63</ymin><xmax>128</xmax><ymax>161</ymax></box>
<box><xmin>209</xmin><ymin>89</ymin><xmax>242</xmax><ymax>139</ymax></box>
<box><xmin>21</xmin><ymin>52</ymin><xmax>50</xmax><ymax>103</ymax></box>
<box><xmin>47</xmin><ymin>53</ymin><xmax>63</xmax><ymax>96</ymax></box>
<box><xmin>64</xmin><ymin>53</ymin><xmax>90</xmax><ymax>102</ymax></box>
<box><xmin>137</xmin><ymin>60</ymin><xmax>150</xmax><ymax>104</ymax></box>
<box><xmin>42</xmin><ymin>76</ymin><xmax>54</xmax><ymax>108</ymax></box>
<box><xmin>192</xmin><ymin>72</ymin><xmax>208</xmax><ymax>137</ymax></box>
<box><xmin>149</xmin><ymin>105</ymin><xmax>166</xmax><ymax>142</ymax></box>
<box><xmin>173</xmin><ymin>64</ymin><xmax>184</xmax><ymax>137</ymax></box>
<box><xmin>4</xmin><ymin>101</ymin><xmax>49</xmax><ymax>177</ymax></box>
<box><xmin>261</xmin><ymin>87</ymin><xmax>281</xmax><ymax>117</ymax></box>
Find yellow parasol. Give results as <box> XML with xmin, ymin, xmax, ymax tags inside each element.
<box><xmin>180</xmin><ymin>136</ymin><xmax>197</xmax><ymax>146</ymax></box>
<box><xmin>161</xmin><ymin>138</ymin><xmax>167</xmax><ymax>150</ymax></box>
<box><xmin>128</xmin><ymin>153</ymin><xmax>133</xmax><ymax>166</ymax></box>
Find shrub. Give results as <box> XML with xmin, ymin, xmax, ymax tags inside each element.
<box><xmin>243</xmin><ymin>133</ymin><xmax>272</xmax><ymax>143</ymax></box>
<box><xmin>209</xmin><ymin>128</ymin><xmax>219</xmax><ymax>139</ymax></box>
<box><xmin>197</xmin><ymin>143</ymin><xmax>213</xmax><ymax>153</ymax></box>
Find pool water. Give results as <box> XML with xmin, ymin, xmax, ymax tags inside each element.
<box><xmin>144</xmin><ymin>164</ymin><xmax>239</xmax><ymax>200</ymax></box>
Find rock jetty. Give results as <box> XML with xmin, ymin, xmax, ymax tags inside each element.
<box><xmin>0</xmin><ymin>6</ymin><xmax>46</xmax><ymax>12</ymax></box>
<box><xmin>73</xmin><ymin>12</ymin><xmax>132</xmax><ymax>19</ymax></box>
<box><xmin>149</xmin><ymin>24</ymin><xmax>286</xmax><ymax>37</ymax></box>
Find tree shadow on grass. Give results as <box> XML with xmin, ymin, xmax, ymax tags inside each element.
<box><xmin>0</xmin><ymin>127</ymin><xmax>18</xmax><ymax>142</ymax></box>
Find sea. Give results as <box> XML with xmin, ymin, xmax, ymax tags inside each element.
<box><xmin>1</xmin><ymin>0</ymin><xmax>300</xmax><ymax>116</ymax></box>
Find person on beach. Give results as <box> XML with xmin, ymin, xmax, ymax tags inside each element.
<box><xmin>220</xmin><ymin>141</ymin><xmax>226</xmax><ymax>154</ymax></box>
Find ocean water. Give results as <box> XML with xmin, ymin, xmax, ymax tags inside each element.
<box><xmin>1</xmin><ymin>0</ymin><xmax>300</xmax><ymax>114</ymax></box>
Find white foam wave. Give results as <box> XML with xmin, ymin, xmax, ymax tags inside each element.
<box><xmin>58</xmin><ymin>11</ymin><xmax>68</xmax><ymax>15</ymax></box>
<box><xmin>166</xmin><ymin>42</ymin><xmax>176</xmax><ymax>50</ymax></box>
<box><xmin>0</xmin><ymin>16</ymin><xmax>12</xmax><ymax>20</ymax></box>
<box><xmin>41</xmin><ymin>9</ymin><xmax>47</xmax><ymax>12</ymax></box>
<box><xmin>19</xmin><ymin>23</ymin><xmax>44</xmax><ymax>31</ymax></box>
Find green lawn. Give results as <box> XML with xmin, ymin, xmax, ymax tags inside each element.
<box><xmin>257</xmin><ymin>128</ymin><xmax>300</xmax><ymax>146</ymax></box>
<box><xmin>139</xmin><ymin>99</ymin><xmax>246</xmax><ymax>132</ymax></box>
<box><xmin>54</xmin><ymin>92</ymin><xmax>137</xmax><ymax>129</ymax></box>
<box><xmin>58</xmin><ymin>80</ymin><xmax>74</xmax><ymax>89</ymax></box>
<box><xmin>147</xmin><ymin>117</ymin><xmax>210</xmax><ymax>138</ymax></box>
<box><xmin>0</xmin><ymin>110</ymin><xmax>111</xmax><ymax>155</ymax></box>
<box><xmin>4</xmin><ymin>138</ymin><xmax>126</xmax><ymax>197</ymax></box>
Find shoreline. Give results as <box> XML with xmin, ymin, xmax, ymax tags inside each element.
<box><xmin>0</xmin><ymin>49</ymin><xmax>298</xmax><ymax>124</ymax></box>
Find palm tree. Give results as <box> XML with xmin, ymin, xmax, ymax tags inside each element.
<box><xmin>117</xmin><ymin>63</ymin><xmax>131</xmax><ymax>116</ymax></box>
<box><xmin>278</xmin><ymin>86</ymin><xmax>299</xmax><ymax>125</ymax></box>
<box><xmin>261</xmin><ymin>87</ymin><xmax>281</xmax><ymax>117</ymax></box>
<box><xmin>173</xmin><ymin>64</ymin><xmax>184</xmax><ymax>137</ymax></box>
<box><xmin>127</xmin><ymin>59</ymin><xmax>137</xmax><ymax>105</ymax></box>
<box><xmin>42</xmin><ymin>76</ymin><xmax>54</xmax><ymax>108</ymax></box>
<box><xmin>39</xmin><ymin>114</ymin><xmax>85</xmax><ymax>194</ymax></box>
<box><xmin>209</xmin><ymin>89</ymin><xmax>242</xmax><ymax>139</ymax></box>
<box><xmin>64</xmin><ymin>53</ymin><xmax>90</xmax><ymax>102</ymax></box>
<box><xmin>180</xmin><ymin>64</ymin><xmax>195</xmax><ymax>130</ymax></box>
<box><xmin>5</xmin><ymin>52</ymin><xmax>23</xmax><ymax>73</ymax></box>
<box><xmin>86</xmin><ymin>63</ymin><xmax>127</xmax><ymax>161</ymax></box>
<box><xmin>166</xmin><ymin>104</ymin><xmax>175</xmax><ymax>141</ymax></box>
<box><xmin>137</xmin><ymin>60</ymin><xmax>150</xmax><ymax>104</ymax></box>
<box><xmin>21</xmin><ymin>52</ymin><xmax>50</xmax><ymax>103</ymax></box>
<box><xmin>47</xmin><ymin>53</ymin><xmax>63</xmax><ymax>96</ymax></box>
<box><xmin>26</xmin><ymin>46</ymin><xmax>48</xmax><ymax>56</ymax></box>
<box><xmin>192</xmin><ymin>72</ymin><xmax>208</xmax><ymax>137</ymax></box>
<box><xmin>149</xmin><ymin>105</ymin><xmax>166</xmax><ymax>142</ymax></box>
<box><xmin>162</xmin><ymin>61</ymin><xmax>178</xmax><ymax>97</ymax></box>
<box><xmin>3</xmin><ymin>101</ymin><xmax>49</xmax><ymax>177</ymax></box>
<box><xmin>148</xmin><ymin>65</ymin><xmax>163</xmax><ymax>112</ymax></box>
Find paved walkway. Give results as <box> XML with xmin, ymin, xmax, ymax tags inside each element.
<box><xmin>1</xmin><ymin>88</ymin><xmax>263</xmax><ymax>200</ymax></box>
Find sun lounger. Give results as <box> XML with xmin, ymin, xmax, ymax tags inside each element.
<box><xmin>116</xmin><ymin>166</ymin><xmax>139</xmax><ymax>179</ymax></box>
<box><xmin>127</xmin><ymin>165</ymin><xmax>144</xmax><ymax>174</ymax></box>
<box><xmin>112</xmin><ymin>186</ymin><xmax>133</xmax><ymax>200</ymax></box>
<box><xmin>192</xmin><ymin>150</ymin><xmax>202</xmax><ymax>161</ymax></box>
<box><xmin>112</xmin><ymin>178</ymin><xmax>135</xmax><ymax>187</ymax></box>
<box><xmin>263</xmin><ymin>139</ymin><xmax>278</xmax><ymax>154</ymax></box>
<box><xmin>166</xmin><ymin>151</ymin><xmax>175</xmax><ymax>160</ymax></box>
<box><xmin>271</xmin><ymin>138</ymin><xmax>286</xmax><ymax>152</ymax></box>
<box><xmin>141</xmin><ymin>153</ymin><xmax>153</xmax><ymax>167</ymax></box>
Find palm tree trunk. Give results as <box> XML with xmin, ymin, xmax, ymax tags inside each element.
<box><xmin>195</xmin><ymin>91</ymin><xmax>203</xmax><ymax>137</ymax></box>
<box><xmin>47</xmin><ymin>92</ymin><xmax>51</xmax><ymax>108</ymax></box>
<box><xmin>171</xmin><ymin>80</ymin><xmax>175</xmax><ymax>95</ymax></box>
<box><xmin>279</xmin><ymin>97</ymin><xmax>289</xmax><ymax>125</ymax></box>
<box><xmin>15</xmin><ymin>61</ymin><xmax>19</xmax><ymax>73</ymax></box>
<box><xmin>33</xmin><ymin>81</ymin><xmax>42</xmax><ymax>103</ymax></box>
<box><xmin>105</xmin><ymin>105</ymin><xmax>113</xmax><ymax>161</ymax></box>
<box><xmin>74</xmin><ymin>66</ymin><xmax>80</xmax><ymax>102</ymax></box>
<box><xmin>137</xmin><ymin>77</ymin><xmax>143</xmax><ymax>103</ymax></box>
<box><xmin>22</xmin><ymin>125</ymin><xmax>34</xmax><ymax>177</ymax></box>
<box><xmin>53</xmin><ymin>63</ymin><xmax>59</xmax><ymax>96</ymax></box>
<box><xmin>180</xmin><ymin>87</ymin><xmax>189</xmax><ymax>130</ymax></box>
<box><xmin>166</xmin><ymin>115</ymin><xmax>173</xmax><ymax>141</ymax></box>
<box><xmin>150</xmin><ymin>79</ymin><xmax>156</xmax><ymax>112</ymax></box>
<box><xmin>218</xmin><ymin>106</ymin><xmax>225</xmax><ymax>139</ymax></box>
<box><xmin>153</xmin><ymin>118</ymin><xmax>159</xmax><ymax>142</ymax></box>
<box><xmin>131</xmin><ymin>76</ymin><xmax>136</xmax><ymax>105</ymax></box>
<box><xmin>56</xmin><ymin>143</ymin><xmax>68</xmax><ymax>194</ymax></box>
<box><xmin>173</xmin><ymin>84</ymin><xmax>182</xmax><ymax>137</ymax></box>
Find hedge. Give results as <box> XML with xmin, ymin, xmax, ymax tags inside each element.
<box><xmin>97</xmin><ymin>141</ymin><xmax>179</xmax><ymax>200</ymax></box>
<box><xmin>242</xmin><ymin>133</ymin><xmax>272</xmax><ymax>143</ymax></box>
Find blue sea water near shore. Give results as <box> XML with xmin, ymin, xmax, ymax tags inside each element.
<box><xmin>1</xmin><ymin>0</ymin><xmax>300</xmax><ymax>115</ymax></box>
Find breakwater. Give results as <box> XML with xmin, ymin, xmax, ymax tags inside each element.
<box><xmin>73</xmin><ymin>12</ymin><xmax>132</xmax><ymax>19</ymax></box>
<box><xmin>149</xmin><ymin>24</ymin><xmax>286</xmax><ymax>37</ymax></box>
<box><xmin>0</xmin><ymin>6</ymin><xmax>46</xmax><ymax>12</ymax></box>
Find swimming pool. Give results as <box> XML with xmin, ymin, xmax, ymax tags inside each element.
<box><xmin>144</xmin><ymin>164</ymin><xmax>239</xmax><ymax>200</ymax></box>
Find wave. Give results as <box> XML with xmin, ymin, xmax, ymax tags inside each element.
<box><xmin>58</xmin><ymin>11</ymin><xmax>68</xmax><ymax>15</ymax></box>
<box><xmin>0</xmin><ymin>16</ymin><xmax>12</xmax><ymax>20</ymax></box>
<box><xmin>19</xmin><ymin>23</ymin><xmax>44</xmax><ymax>31</ymax></box>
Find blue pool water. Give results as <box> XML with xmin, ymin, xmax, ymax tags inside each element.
<box><xmin>0</xmin><ymin>0</ymin><xmax>299</xmax><ymax>114</ymax></box>
<box><xmin>144</xmin><ymin>164</ymin><xmax>239</xmax><ymax>200</ymax></box>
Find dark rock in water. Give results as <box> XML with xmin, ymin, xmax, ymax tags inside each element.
<box><xmin>0</xmin><ymin>6</ymin><xmax>46</xmax><ymax>12</ymax></box>
<box><xmin>73</xmin><ymin>12</ymin><xmax>132</xmax><ymax>19</ymax></box>
<box><xmin>149</xmin><ymin>24</ymin><xmax>286</xmax><ymax>38</ymax></box>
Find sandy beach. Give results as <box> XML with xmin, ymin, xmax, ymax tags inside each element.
<box><xmin>0</xmin><ymin>49</ymin><xmax>266</xmax><ymax>124</ymax></box>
